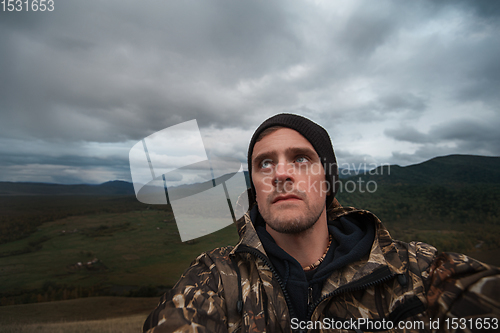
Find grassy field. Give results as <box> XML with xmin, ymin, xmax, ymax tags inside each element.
<box><xmin>1</xmin><ymin>181</ymin><xmax>499</xmax><ymax>307</ymax></box>
<box><xmin>0</xmin><ymin>208</ymin><xmax>239</xmax><ymax>304</ymax></box>
<box><xmin>0</xmin><ymin>296</ymin><xmax>158</xmax><ymax>332</ymax></box>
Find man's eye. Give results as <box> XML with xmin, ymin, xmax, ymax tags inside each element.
<box><xmin>295</xmin><ymin>156</ymin><xmax>308</xmax><ymax>163</ymax></box>
<box><xmin>260</xmin><ymin>160</ymin><xmax>272</xmax><ymax>169</ymax></box>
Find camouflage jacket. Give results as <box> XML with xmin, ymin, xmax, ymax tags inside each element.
<box><xmin>143</xmin><ymin>207</ymin><xmax>500</xmax><ymax>332</ymax></box>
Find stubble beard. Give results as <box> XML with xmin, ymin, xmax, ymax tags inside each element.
<box><xmin>259</xmin><ymin>197</ymin><xmax>325</xmax><ymax>235</ymax></box>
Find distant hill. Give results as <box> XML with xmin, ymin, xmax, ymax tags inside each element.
<box><xmin>350</xmin><ymin>154</ymin><xmax>500</xmax><ymax>185</ymax></box>
<box><xmin>1</xmin><ymin>155</ymin><xmax>499</xmax><ymax>196</ymax></box>
<box><xmin>338</xmin><ymin>168</ymin><xmax>368</xmax><ymax>179</ymax></box>
<box><xmin>0</xmin><ymin>173</ymin><xmax>251</xmax><ymax>197</ymax></box>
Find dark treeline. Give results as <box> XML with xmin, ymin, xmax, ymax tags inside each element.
<box><xmin>336</xmin><ymin>182</ymin><xmax>500</xmax><ymax>253</ymax></box>
<box><xmin>1</xmin><ymin>183</ymin><xmax>499</xmax><ymax>251</ymax></box>
<box><xmin>0</xmin><ymin>195</ymin><xmax>154</xmax><ymax>244</ymax></box>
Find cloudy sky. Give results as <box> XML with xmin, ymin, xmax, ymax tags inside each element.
<box><xmin>1</xmin><ymin>0</ymin><xmax>499</xmax><ymax>184</ymax></box>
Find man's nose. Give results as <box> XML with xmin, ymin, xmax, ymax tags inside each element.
<box><xmin>274</xmin><ymin>161</ymin><xmax>294</xmax><ymax>187</ymax></box>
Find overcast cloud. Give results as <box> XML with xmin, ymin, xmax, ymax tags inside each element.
<box><xmin>1</xmin><ymin>0</ymin><xmax>499</xmax><ymax>184</ymax></box>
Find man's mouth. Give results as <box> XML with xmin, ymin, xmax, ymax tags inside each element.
<box><xmin>272</xmin><ymin>194</ymin><xmax>302</xmax><ymax>204</ymax></box>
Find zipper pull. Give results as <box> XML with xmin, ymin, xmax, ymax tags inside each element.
<box><xmin>308</xmin><ymin>286</ymin><xmax>313</xmax><ymax>306</ymax></box>
<box><xmin>397</xmin><ymin>274</ymin><xmax>408</xmax><ymax>288</ymax></box>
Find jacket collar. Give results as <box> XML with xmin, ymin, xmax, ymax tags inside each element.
<box><xmin>231</xmin><ymin>209</ymin><xmax>267</xmax><ymax>257</ymax></box>
<box><xmin>232</xmin><ymin>204</ymin><xmax>405</xmax><ymax>289</ymax></box>
<box><xmin>320</xmin><ymin>207</ymin><xmax>405</xmax><ymax>295</ymax></box>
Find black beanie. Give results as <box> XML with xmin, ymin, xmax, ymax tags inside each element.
<box><xmin>247</xmin><ymin>113</ymin><xmax>338</xmax><ymax>209</ymax></box>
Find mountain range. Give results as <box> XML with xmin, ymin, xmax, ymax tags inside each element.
<box><xmin>0</xmin><ymin>154</ymin><xmax>498</xmax><ymax>196</ymax></box>
<box><xmin>353</xmin><ymin>154</ymin><xmax>500</xmax><ymax>185</ymax></box>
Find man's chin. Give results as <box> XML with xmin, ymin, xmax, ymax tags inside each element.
<box><xmin>262</xmin><ymin>204</ymin><xmax>324</xmax><ymax>235</ymax></box>
<box><xmin>266</xmin><ymin>212</ymin><xmax>308</xmax><ymax>228</ymax></box>
<box><xmin>266</xmin><ymin>216</ymin><xmax>315</xmax><ymax>235</ymax></box>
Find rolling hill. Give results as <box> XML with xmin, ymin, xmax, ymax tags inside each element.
<box><xmin>1</xmin><ymin>154</ymin><xmax>498</xmax><ymax>197</ymax></box>
<box><xmin>352</xmin><ymin>154</ymin><xmax>500</xmax><ymax>185</ymax></box>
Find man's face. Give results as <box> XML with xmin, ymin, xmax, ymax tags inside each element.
<box><xmin>251</xmin><ymin>128</ymin><xmax>329</xmax><ymax>234</ymax></box>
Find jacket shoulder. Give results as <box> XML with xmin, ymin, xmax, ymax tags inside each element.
<box><xmin>143</xmin><ymin>246</ymin><xmax>235</xmax><ymax>333</ymax></box>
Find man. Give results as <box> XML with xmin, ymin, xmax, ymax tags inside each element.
<box><xmin>143</xmin><ymin>114</ymin><xmax>499</xmax><ymax>332</ymax></box>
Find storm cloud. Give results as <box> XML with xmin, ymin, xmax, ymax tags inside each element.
<box><xmin>0</xmin><ymin>0</ymin><xmax>498</xmax><ymax>183</ymax></box>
